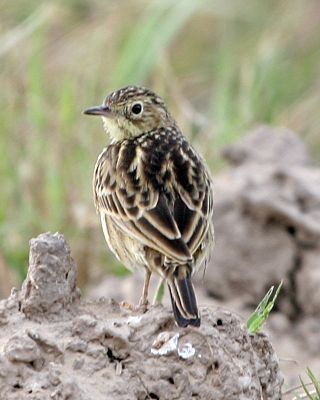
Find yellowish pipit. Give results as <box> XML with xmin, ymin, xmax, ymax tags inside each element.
<box><xmin>84</xmin><ymin>86</ymin><xmax>213</xmax><ymax>327</ymax></box>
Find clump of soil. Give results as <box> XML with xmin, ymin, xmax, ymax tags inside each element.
<box><xmin>204</xmin><ymin>125</ymin><xmax>320</xmax><ymax>386</ymax></box>
<box><xmin>0</xmin><ymin>233</ymin><xmax>282</xmax><ymax>399</ymax></box>
<box><xmin>207</xmin><ymin>125</ymin><xmax>320</xmax><ymax>313</ymax></box>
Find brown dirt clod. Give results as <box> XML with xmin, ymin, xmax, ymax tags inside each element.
<box><xmin>0</xmin><ymin>232</ymin><xmax>283</xmax><ymax>399</ymax></box>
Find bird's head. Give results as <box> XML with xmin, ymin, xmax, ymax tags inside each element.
<box><xmin>83</xmin><ymin>86</ymin><xmax>175</xmax><ymax>141</ymax></box>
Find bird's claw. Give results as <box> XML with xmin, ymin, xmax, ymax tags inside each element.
<box><xmin>120</xmin><ymin>300</ymin><xmax>149</xmax><ymax>313</ymax></box>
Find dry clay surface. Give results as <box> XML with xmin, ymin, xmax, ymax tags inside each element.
<box><xmin>208</xmin><ymin>125</ymin><xmax>320</xmax><ymax>314</ymax></box>
<box><xmin>204</xmin><ymin>126</ymin><xmax>320</xmax><ymax>386</ymax></box>
<box><xmin>0</xmin><ymin>233</ymin><xmax>282</xmax><ymax>400</ymax></box>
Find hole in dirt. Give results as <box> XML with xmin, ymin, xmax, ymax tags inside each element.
<box><xmin>168</xmin><ymin>377</ymin><xmax>174</xmax><ymax>385</ymax></box>
<box><xmin>216</xmin><ymin>318</ymin><xmax>223</xmax><ymax>326</ymax></box>
<box><xmin>213</xmin><ymin>360</ymin><xmax>219</xmax><ymax>369</ymax></box>
<box><xmin>107</xmin><ymin>348</ymin><xmax>122</xmax><ymax>363</ymax></box>
<box><xmin>13</xmin><ymin>383</ymin><xmax>23</xmax><ymax>389</ymax></box>
<box><xmin>148</xmin><ymin>393</ymin><xmax>159</xmax><ymax>400</ymax></box>
<box><xmin>28</xmin><ymin>359</ymin><xmax>40</xmax><ymax>370</ymax></box>
<box><xmin>286</xmin><ymin>225</ymin><xmax>296</xmax><ymax>237</ymax></box>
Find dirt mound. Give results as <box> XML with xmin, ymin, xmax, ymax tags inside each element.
<box><xmin>207</xmin><ymin>126</ymin><xmax>320</xmax><ymax>318</ymax></box>
<box><xmin>0</xmin><ymin>233</ymin><xmax>282</xmax><ymax>400</ymax></box>
<box><xmin>202</xmin><ymin>126</ymin><xmax>320</xmax><ymax>387</ymax></box>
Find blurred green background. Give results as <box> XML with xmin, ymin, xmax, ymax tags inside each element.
<box><xmin>1</xmin><ymin>0</ymin><xmax>320</xmax><ymax>295</ymax></box>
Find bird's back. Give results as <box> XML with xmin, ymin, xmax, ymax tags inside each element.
<box><xmin>93</xmin><ymin>125</ymin><xmax>213</xmax><ymax>270</ymax></box>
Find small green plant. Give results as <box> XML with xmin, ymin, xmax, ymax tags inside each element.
<box><xmin>284</xmin><ymin>368</ymin><xmax>320</xmax><ymax>399</ymax></box>
<box><xmin>298</xmin><ymin>368</ymin><xmax>320</xmax><ymax>400</ymax></box>
<box><xmin>153</xmin><ymin>279</ymin><xmax>165</xmax><ymax>304</ymax></box>
<box><xmin>246</xmin><ymin>281</ymin><xmax>283</xmax><ymax>334</ymax></box>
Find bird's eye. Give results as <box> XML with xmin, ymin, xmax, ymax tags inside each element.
<box><xmin>131</xmin><ymin>102</ymin><xmax>143</xmax><ymax>115</ymax></box>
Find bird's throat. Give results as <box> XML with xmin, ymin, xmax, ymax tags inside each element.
<box><xmin>102</xmin><ymin>117</ymin><xmax>125</xmax><ymax>141</ymax></box>
<box><xmin>102</xmin><ymin>116</ymin><xmax>141</xmax><ymax>141</ymax></box>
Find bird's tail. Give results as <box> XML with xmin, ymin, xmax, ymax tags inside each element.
<box><xmin>167</xmin><ymin>266</ymin><xmax>200</xmax><ymax>327</ymax></box>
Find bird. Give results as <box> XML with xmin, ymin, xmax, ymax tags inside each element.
<box><xmin>84</xmin><ymin>86</ymin><xmax>214</xmax><ymax>327</ymax></box>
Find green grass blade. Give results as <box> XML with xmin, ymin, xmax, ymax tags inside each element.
<box><xmin>299</xmin><ymin>377</ymin><xmax>316</xmax><ymax>400</ymax></box>
<box><xmin>296</xmin><ymin>369</ymin><xmax>320</xmax><ymax>400</ymax></box>
<box><xmin>111</xmin><ymin>0</ymin><xmax>201</xmax><ymax>86</ymax></box>
<box><xmin>307</xmin><ymin>368</ymin><xmax>320</xmax><ymax>397</ymax></box>
<box><xmin>154</xmin><ymin>280</ymin><xmax>165</xmax><ymax>304</ymax></box>
<box><xmin>246</xmin><ymin>281</ymin><xmax>283</xmax><ymax>334</ymax></box>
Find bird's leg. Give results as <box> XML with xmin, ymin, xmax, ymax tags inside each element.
<box><xmin>153</xmin><ymin>277</ymin><xmax>165</xmax><ymax>304</ymax></box>
<box><xmin>138</xmin><ymin>268</ymin><xmax>151</xmax><ymax>309</ymax></box>
<box><xmin>120</xmin><ymin>269</ymin><xmax>151</xmax><ymax>313</ymax></box>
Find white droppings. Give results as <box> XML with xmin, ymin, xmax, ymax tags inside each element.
<box><xmin>178</xmin><ymin>343</ymin><xmax>195</xmax><ymax>359</ymax></box>
<box><xmin>126</xmin><ymin>316</ymin><xmax>142</xmax><ymax>325</ymax></box>
<box><xmin>238</xmin><ymin>376</ymin><xmax>252</xmax><ymax>389</ymax></box>
<box><xmin>151</xmin><ymin>333</ymin><xmax>196</xmax><ymax>360</ymax></box>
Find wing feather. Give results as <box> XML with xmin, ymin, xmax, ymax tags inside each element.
<box><xmin>93</xmin><ymin>135</ymin><xmax>213</xmax><ymax>264</ymax></box>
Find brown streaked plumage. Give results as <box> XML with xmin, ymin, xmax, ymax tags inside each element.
<box><xmin>84</xmin><ymin>86</ymin><xmax>214</xmax><ymax>327</ymax></box>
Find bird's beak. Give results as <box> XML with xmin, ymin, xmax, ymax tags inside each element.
<box><xmin>83</xmin><ymin>104</ymin><xmax>113</xmax><ymax>117</ymax></box>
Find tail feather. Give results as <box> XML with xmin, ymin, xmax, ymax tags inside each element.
<box><xmin>167</xmin><ymin>266</ymin><xmax>200</xmax><ymax>327</ymax></box>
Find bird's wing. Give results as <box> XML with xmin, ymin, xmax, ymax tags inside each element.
<box><xmin>171</xmin><ymin>143</ymin><xmax>213</xmax><ymax>256</ymax></box>
<box><xmin>94</xmin><ymin>138</ymin><xmax>213</xmax><ymax>263</ymax></box>
<box><xmin>93</xmin><ymin>144</ymin><xmax>192</xmax><ymax>263</ymax></box>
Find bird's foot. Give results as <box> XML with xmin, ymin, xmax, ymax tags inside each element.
<box><xmin>119</xmin><ymin>301</ymin><xmax>135</xmax><ymax>311</ymax></box>
<box><xmin>137</xmin><ymin>297</ymin><xmax>149</xmax><ymax>313</ymax></box>
<box><xmin>120</xmin><ymin>299</ymin><xmax>149</xmax><ymax>313</ymax></box>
